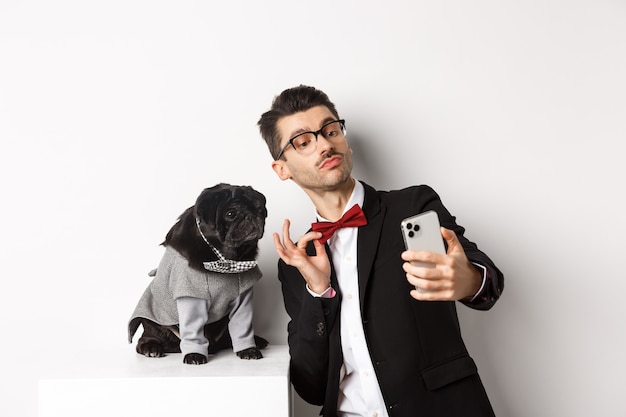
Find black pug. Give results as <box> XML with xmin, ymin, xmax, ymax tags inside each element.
<box><xmin>128</xmin><ymin>183</ymin><xmax>268</xmax><ymax>365</ymax></box>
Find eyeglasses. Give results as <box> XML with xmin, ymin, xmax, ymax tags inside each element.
<box><xmin>276</xmin><ymin>119</ymin><xmax>346</xmax><ymax>160</ymax></box>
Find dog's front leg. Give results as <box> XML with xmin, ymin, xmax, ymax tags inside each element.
<box><xmin>228</xmin><ymin>289</ymin><xmax>265</xmax><ymax>360</ymax></box>
<box><xmin>177</xmin><ymin>296</ymin><xmax>210</xmax><ymax>365</ymax></box>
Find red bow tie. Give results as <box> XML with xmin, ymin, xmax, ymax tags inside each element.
<box><xmin>311</xmin><ymin>204</ymin><xmax>368</xmax><ymax>244</ymax></box>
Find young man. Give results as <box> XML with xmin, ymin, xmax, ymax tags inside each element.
<box><xmin>258</xmin><ymin>85</ymin><xmax>504</xmax><ymax>417</ymax></box>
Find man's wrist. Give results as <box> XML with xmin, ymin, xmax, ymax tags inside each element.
<box><xmin>465</xmin><ymin>263</ymin><xmax>487</xmax><ymax>301</ymax></box>
<box><xmin>306</xmin><ymin>285</ymin><xmax>336</xmax><ymax>298</ymax></box>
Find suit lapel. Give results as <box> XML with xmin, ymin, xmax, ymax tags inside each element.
<box><xmin>356</xmin><ymin>182</ymin><xmax>385</xmax><ymax>308</ymax></box>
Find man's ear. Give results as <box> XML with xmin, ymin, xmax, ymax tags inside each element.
<box><xmin>271</xmin><ymin>160</ymin><xmax>291</xmax><ymax>181</ymax></box>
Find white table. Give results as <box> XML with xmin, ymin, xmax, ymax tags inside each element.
<box><xmin>38</xmin><ymin>344</ymin><xmax>292</xmax><ymax>417</ymax></box>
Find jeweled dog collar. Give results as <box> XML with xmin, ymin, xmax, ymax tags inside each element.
<box><xmin>195</xmin><ymin>217</ymin><xmax>258</xmax><ymax>274</ymax></box>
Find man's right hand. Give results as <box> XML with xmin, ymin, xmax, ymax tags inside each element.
<box><xmin>273</xmin><ymin>219</ymin><xmax>331</xmax><ymax>294</ymax></box>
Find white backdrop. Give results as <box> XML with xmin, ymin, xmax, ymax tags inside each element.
<box><xmin>1</xmin><ymin>1</ymin><xmax>625</xmax><ymax>416</ymax></box>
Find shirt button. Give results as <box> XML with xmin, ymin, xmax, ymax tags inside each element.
<box><xmin>347</xmin><ymin>293</ymin><xmax>353</xmax><ymax>299</ymax></box>
<box><xmin>373</xmin><ymin>412</ymin><xmax>378</xmax><ymax>417</ymax></box>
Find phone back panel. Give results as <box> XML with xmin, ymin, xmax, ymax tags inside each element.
<box><xmin>401</xmin><ymin>210</ymin><xmax>446</xmax><ymax>268</ymax></box>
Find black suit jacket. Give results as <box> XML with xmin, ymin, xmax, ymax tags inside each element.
<box><xmin>278</xmin><ymin>182</ymin><xmax>504</xmax><ymax>417</ymax></box>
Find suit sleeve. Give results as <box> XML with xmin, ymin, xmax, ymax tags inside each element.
<box><xmin>277</xmin><ymin>258</ymin><xmax>340</xmax><ymax>405</ymax></box>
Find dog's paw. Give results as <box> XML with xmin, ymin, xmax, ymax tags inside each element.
<box><xmin>183</xmin><ymin>353</ymin><xmax>208</xmax><ymax>365</ymax></box>
<box><xmin>139</xmin><ymin>342</ymin><xmax>164</xmax><ymax>358</ymax></box>
<box><xmin>254</xmin><ymin>335</ymin><xmax>269</xmax><ymax>350</ymax></box>
<box><xmin>236</xmin><ymin>347</ymin><xmax>263</xmax><ymax>360</ymax></box>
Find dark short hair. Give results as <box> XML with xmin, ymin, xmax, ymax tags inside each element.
<box><xmin>258</xmin><ymin>85</ymin><xmax>340</xmax><ymax>160</ymax></box>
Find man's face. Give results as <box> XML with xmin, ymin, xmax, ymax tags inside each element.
<box><xmin>272</xmin><ymin>105</ymin><xmax>353</xmax><ymax>193</ymax></box>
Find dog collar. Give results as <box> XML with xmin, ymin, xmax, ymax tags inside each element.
<box><xmin>195</xmin><ymin>217</ymin><xmax>258</xmax><ymax>274</ymax></box>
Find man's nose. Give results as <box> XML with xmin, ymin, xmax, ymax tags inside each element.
<box><xmin>316</xmin><ymin>134</ymin><xmax>334</xmax><ymax>153</ymax></box>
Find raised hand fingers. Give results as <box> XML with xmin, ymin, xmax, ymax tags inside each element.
<box><xmin>273</xmin><ymin>219</ymin><xmax>296</xmax><ymax>261</ymax></box>
<box><xmin>280</xmin><ymin>219</ymin><xmax>295</xmax><ymax>248</ymax></box>
<box><xmin>272</xmin><ymin>220</ymin><xmax>331</xmax><ymax>292</ymax></box>
<box><xmin>273</xmin><ymin>219</ymin><xmax>324</xmax><ymax>264</ymax></box>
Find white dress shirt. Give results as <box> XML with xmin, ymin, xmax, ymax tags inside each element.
<box><xmin>312</xmin><ymin>181</ymin><xmax>389</xmax><ymax>417</ymax></box>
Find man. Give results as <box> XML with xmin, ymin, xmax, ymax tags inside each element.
<box><xmin>258</xmin><ymin>85</ymin><xmax>504</xmax><ymax>417</ymax></box>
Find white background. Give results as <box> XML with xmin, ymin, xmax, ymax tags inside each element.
<box><xmin>1</xmin><ymin>1</ymin><xmax>625</xmax><ymax>416</ymax></box>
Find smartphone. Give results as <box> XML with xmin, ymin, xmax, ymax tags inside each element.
<box><xmin>401</xmin><ymin>210</ymin><xmax>446</xmax><ymax>269</ymax></box>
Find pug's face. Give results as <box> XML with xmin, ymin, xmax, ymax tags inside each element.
<box><xmin>194</xmin><ymin>184</ymin><xmax>267</xmax><ymax>256</ymax></box>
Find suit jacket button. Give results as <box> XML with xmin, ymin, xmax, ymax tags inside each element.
<box><xmin>316</xmin><ymin>322</ymin><xmax>325</xmax><ymax>336</ymax></box>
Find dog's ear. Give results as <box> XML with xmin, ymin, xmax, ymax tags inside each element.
<box><xmin>163</xmin><ymin>183</ymin><xmax>233</xmax><ymax>251</ymax></box>
<box><xmin>162</xmin><ymin>198</ymin><xmax>220</xmax><ymax>271</ymax></box>
<box><xmin>194</xmin><ymin>183</ymin><xmax>233</xmax><ymax>235</ymax></box>
<box><xmin>240</xmin><ymin>186</ymin><xmax>268</xmax><ymax>219</ymax></box>
<box><xmin>162</xmin><ymin>206</ymin><xmax>195</xmax><ymax>248</ymax></box>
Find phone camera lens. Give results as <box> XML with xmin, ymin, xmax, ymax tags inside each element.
<box><xmin>407</xmin><ymin>223</ymin><xmax>413</xmax><ymax>230</ymax></box>
<box><xmin>414</xmin><ymin>224</ymin><xmax>420</xmax><ymax>232</ymax></box>
<box><xmin>408</xmin><ymin>231</ymin><xmax>414</xmax><ymax>238</ymax></box>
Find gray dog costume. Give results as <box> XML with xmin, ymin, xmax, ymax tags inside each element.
<box><xmin>128</xmin><ymin>246</ymin><xmax>262</xmax><ymax>356</ymax></box>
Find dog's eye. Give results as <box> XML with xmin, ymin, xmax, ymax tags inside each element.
<box><xmin>225</xmin><ymin>209</ymin><xmax>237</xmax><ymax>219</ymax></box>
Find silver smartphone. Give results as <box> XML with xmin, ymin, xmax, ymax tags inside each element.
<box><xmin>400</xmin><ymin>210</ymin><xmax>446</xmax><ymax>269</ymax></box>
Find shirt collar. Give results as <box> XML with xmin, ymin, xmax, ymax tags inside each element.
<box><xmin>315</xmin><ymin>179</ymin><xmax>365</xmax><ymax>222</ymax></box>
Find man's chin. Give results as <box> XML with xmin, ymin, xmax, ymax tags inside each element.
<box><xmin>317</xmin><ymin>172</ymin><xmax>354</xmax><ymax>191</ymax></box>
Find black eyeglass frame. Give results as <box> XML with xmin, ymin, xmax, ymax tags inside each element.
<box><xmin>275</xmin><ymin>119</ymin><xmax>346</xmax><ymax>160</ymax></box>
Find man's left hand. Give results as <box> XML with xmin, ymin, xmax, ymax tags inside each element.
<box><xmin>401</xmin><ymin>227</ymin><xmax>482</xmax><ymax>301</ymax></box>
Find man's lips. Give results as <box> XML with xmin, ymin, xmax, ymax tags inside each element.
<box><xmin>319</xmin><ymin>155</ymin><xmax>342</xmax><ymax>169</ymax></box>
